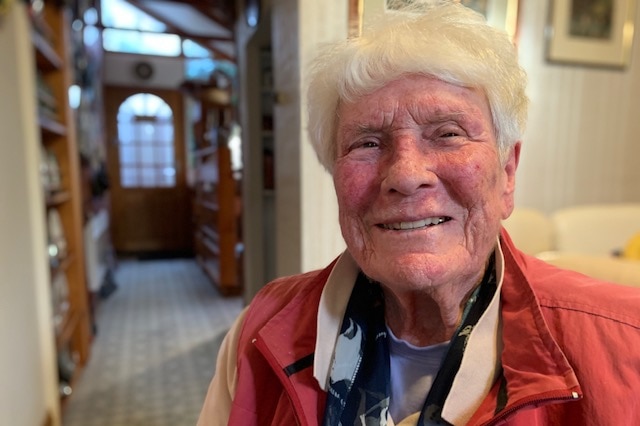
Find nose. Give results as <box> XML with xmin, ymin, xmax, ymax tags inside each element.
<box><xmin>381</xmin><ymin>139</ymin><xmax>437</xmax><ymax>195</ymax></box>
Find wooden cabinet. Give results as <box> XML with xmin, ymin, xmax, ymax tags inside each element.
<box><xmin>187</xmin><ymin>83</ymin><xmax>243</xmax><ymax>296</ymax></box>
<box><xmin>31</xmin><ymin>1</ymin><xmax>92</xmax><ymax>403</ymax></box>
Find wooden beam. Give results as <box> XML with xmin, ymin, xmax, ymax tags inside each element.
<box><xmin>121</xmin><ymin>0</ymin><xmax>236</xmax><ymax>61</ymax></box>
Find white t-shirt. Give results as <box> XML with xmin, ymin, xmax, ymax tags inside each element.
<box><xmin>387</xmin><ymin>326</ymin><xmax>449</xmax><ymax>422</ymax></box>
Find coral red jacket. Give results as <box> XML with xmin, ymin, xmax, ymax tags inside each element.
<box><xmin>198</xmin><ymin>229</ymin><xmax>640</xmax><ymax>425</ymax></box>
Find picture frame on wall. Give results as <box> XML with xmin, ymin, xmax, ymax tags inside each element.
<box><xmin>547</xmin><ymin>0</ymin><xmax>637</xmax><ymax>68</ymax></box>
<box><xmin>0</xmin><ymin>0</ymin><xmax>14</xmax><ymax>19</ymax></box>
<box><xmin>349</xmin><ymin>0</ymin><xmax>520</xmax><ymax>42</ymax></box>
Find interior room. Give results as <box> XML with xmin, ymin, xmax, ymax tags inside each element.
<box><xmin>1</xmin><ymin>0</ymin><xmax>640</xmax><ymax>425</ymax></box>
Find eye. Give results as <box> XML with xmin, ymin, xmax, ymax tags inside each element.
<box><xmin>346</xmin><ymin>139</ymin><xmax>380</xmax><ymax>152</ymax></box>
<box><xmin>360</xmin><ymin>141</ymin><xmax>379</xmax><ymax>148</ymax></box>
<box><xmin>432</xmin><ymin>123</ymin><xmax>466</xmax><ymax>142</ymax></box>
<box><xmin>440</xmin><ymin>132</ymin><xmax>460</xmax><ymax>138</ymax></box>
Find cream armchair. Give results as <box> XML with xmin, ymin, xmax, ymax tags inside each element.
<box><xmin>551</xmin><ymin>203</ymin><xmax>640</xmax><ymax>257</ymax></box>
<box><xmin>537</xmin><ymin>251</ymin><xmax>640</xmax><ymax>288</ymax></box>
<box><xmin>504</xmin><ymin>204</ymin><xmax>640</xmax><ymax>288</ymax></box>
<box><xmin>502</xmin><ymin>207</ymin><xmax>555</xmax><ymax>255</ymax></box>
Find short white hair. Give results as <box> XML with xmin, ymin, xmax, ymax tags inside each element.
<box><xmin>307</xmin><ymin>0</ymin><xmax>528</xmax><ymax>173</ymax></box>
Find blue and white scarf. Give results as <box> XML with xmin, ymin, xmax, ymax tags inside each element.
<box><xmin>322</xmin><ymin>274</ymin><xmax>389</xmax><ymax>425</ymax></box>
<box><xmin>322</xmin><ymin>256</ymin><xmax>496</xmax><ymax>425</ymax></box>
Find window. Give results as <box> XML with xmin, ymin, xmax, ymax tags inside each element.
<box><xmin>101</xmin><ymin>0</ymin><xmax>166</xmax><ymax>32</ymax></box>
<box><xmin>117</xmin><ymin>94</ymin><xmax>176</xmax><ymax>188</ymax></box>
<box><xmin>100</xmin><ymin>0</ymin><xmax>237</xmax><ymax>81</ymax></box>
<box><xmin>100</xmin><ymin>0</ymin><xmax>206</xmax><ymax>57</ymax></box>
<box><xmin>102</xmin><ymin>28</ymin><xmax>182</xmax><ymax>56</ymax></box>
<box><xmin>183</xmin><ymin>39</ymin><xmax>211</xmax><ymax>58</ymax></box>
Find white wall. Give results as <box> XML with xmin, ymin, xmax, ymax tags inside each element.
<box><xmin>297</xmin><ymin>0</ymin><xmax>348</xmax><ymax>272</ymax></box>
<box><xmin>236</xmin><ymin>0</ymin><xmax>273</xmax><ymax>301</ymax></box>
<box><xmin>0</xmin><ymin>3</ymin><xmax>61</xmax><ymax>426</ymax></box>
<box><xmin>271</xmin><ymin>0</ymin><xmax>346</xmax><ymax>276</ymax></box>
<box><xmin>516</xmin><ymin>2</ymin><xmax>640</xmax><ymax>213</ymax></box>
<box><xmin>271</xmin><ymin>0</ymin><xmax>302</xmax><ymax>277</ymax></box>
<box><xmin>103</xmin><ymin>52</ymin><xmax>185</xmax><ymax>89</ymax></box>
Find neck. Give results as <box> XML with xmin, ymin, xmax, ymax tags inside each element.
<box><xmin>383</xmin><ymin>264</ymin><xmax>492</xmax><ymax>347</ymax></box>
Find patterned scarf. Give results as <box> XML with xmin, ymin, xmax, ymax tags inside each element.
<box><xmin>322</xmin><ymin>256</ymin><xmax>496</xmax><ymax>425</ymax></box>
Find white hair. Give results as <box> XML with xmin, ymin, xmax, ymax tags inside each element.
<box><xmin>306</xmin><ymin>0</ymin><xmax>528</xmax><ymax>173</ymax></box>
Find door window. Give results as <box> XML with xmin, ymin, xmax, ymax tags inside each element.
<box><xmin>117</xmin><ymin>93</ymin><xmax>176</xmax><ymax>188</ymax></box>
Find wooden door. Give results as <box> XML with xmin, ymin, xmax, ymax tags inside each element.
<box><xmin>105</xmin><ymin>86</ymin><xmax>192</xmax><ymax>256</ymax></box>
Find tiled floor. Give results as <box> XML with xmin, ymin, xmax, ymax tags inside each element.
<box><xmin>62</xmin><ymin>259</ymin><xmax>243</xmax><ymax>426</ymax></box>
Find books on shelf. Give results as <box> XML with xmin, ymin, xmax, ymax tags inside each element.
<box><xmin>51</xmin><ymin>272</ymin><xmax>70</xmax><ymax>335</ymax></box>
<box><xmin>40</xmin><ymin>147</ymin><xmax>62</xmax><ymax>194</ymax></box>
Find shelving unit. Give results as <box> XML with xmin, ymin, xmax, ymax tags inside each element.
<box><xmin>30</xmin><ymin>1</ymin><xmax>92</xmax><ymax>405</ymax></box>
<box><xmin>186</xmin><ymin>82</ymin><xmax>243</xmax><ymax>296</ymax></box>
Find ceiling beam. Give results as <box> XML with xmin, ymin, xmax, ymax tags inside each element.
<box><xmin>123</xmin><ymin>0</ymin><xmax>236</xmax><ymax>61</ymax></box>
<box><xmin>128</xmin><ymin>0</ymin><xmax>235</xmax><ymax>32</ymax></box>
<box><xmin>164</xmin><ymin>0</ymin><xmax>236</xmax><ymax>29</ymax></box>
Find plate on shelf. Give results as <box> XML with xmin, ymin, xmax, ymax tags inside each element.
<box><xmin>48</xmin><ymin>209</ymin><xmax>67</xmax><ymax>266</ymax></box>
<box><xmin>51</xmin><ymin>271</ymin><xmax>70</xmax><ymax>333</ymax></box>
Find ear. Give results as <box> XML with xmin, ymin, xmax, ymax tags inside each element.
<box><xmin>501</xmin><ymin>142</ymin><xmax>521</xmax><ymax>219</ymax></box>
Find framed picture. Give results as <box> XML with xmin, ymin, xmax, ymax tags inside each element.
<box><xmin>0</xmin><ymin>0</ymin><xmax>14</xmax><ymax>21</ymax></box>
<box><xmin>349</xmin><ymin>0</ymin><xmax>520</xmax><ymax>41</ymax></box>
<box><xmin>547</xmin><ymin>0</ymin><xmax>637</xmax><ymax>68</ymax></box>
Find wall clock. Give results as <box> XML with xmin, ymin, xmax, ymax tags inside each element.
<box><xmin>133</xmin><ymin>61</ymin><xmax>154</xmax><ymax>80</ymax></box>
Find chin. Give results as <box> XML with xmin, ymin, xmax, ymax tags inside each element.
<box><xmin>359</xmin><ymin>251</ymin><xmax>465</xmax><ymax>290</ymax></box>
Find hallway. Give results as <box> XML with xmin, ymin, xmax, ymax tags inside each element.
<box><xmin>61</xmin><ymin>259</ymin><xmax>243</xmax><ymax>426</ymax></box>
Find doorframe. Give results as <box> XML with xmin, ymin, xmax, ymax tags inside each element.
<box><xmin>103</xmin><ymin>84</ymin><xmax>192</xmax><ymax>256</ymax></box>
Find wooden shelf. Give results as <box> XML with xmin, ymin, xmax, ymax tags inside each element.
<box><xmin>201</xmin><ymin>225</ymin><xmax>219</xmax><ymax>243</ymax></box>
<box><xmin>46</xmin><ymin>190</ymin><xmax>71</xmax><ymax>207</ymax></box>
<box><xmin>31</xmin><ymin>2</ymin><xmax>92</xmax><ymax>411</ymax></box>
<box><xmin>39</xmin><ymin>115</ymin><xmax>67</xmax><ymax>137</ymax></box>
<box><xmin>200</xmin><ymin>200</ymin><xmax>219</xmax><ymax>212</ymax></box>
<box><xmin>50</xmin><ymin>252</ymin><xmax>75</xmax><ymax>279</ymax></box>
<box><xmin>188</xmin><ymin>85</ymin><xmax>242</xmax><ymax>295</ymax></box>
<box><xmin>55</xmin><ymin>308</ymin><xmax>80</xmax><ymax>350</ymax></box>
<box><xmin>199</xmin><ymin>256</ymin><xmax>220</xmax><ymax>284</ymax></box>
<box><xmin>194</xmin><ymin>146</ymin><xmax>217</xmax><ymax>158</ymax></box>
<box><xmin>32</xmin><ymin>30</ymin><xmax>63</xmax><ymax>71</ymax></box>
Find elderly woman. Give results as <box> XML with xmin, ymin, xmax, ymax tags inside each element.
<box><xmin>199</xmin><ymin>1</ymin><xmax>640</xmax><ymax>425</ymax></box>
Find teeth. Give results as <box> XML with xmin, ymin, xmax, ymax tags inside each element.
<box><xmin>382</xmin><ymin>217</ymin><xmax>447</xmax><ymax>230</ymax></box>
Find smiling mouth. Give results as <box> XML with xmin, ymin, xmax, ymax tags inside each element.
<box><xmin>379</xmin><ymin>217</ymin><xmax>451</xmax><ymax>231</ymax></box>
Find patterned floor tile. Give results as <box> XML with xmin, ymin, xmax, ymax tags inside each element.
<box><xmin>62</xmin><ymin>259</ymin><xmax>243</xmax><ymax>426</ymax></box>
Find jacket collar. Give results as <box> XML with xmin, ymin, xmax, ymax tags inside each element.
<box><xmin>313</xmin><ymin>246</ymin><xmax>506</xmax><ymax>425</ymax></box>
<box><xmin>314</xmin><ymin>251</ymin><xmax>359</xmax><ymax>390</ymax></box>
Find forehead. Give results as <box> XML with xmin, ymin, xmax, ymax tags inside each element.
<box><xmin>337</xmin><ymin>75</ymin><xmax>490</xmax><ymax>126</ymax></box>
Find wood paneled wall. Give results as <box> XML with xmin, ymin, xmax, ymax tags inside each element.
<box><xmin>516</xmin><ymin>1</ymin><xmax>640</xmax><ymax>214</ymax></box>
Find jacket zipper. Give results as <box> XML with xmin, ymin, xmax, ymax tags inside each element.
<box><xmin>481</xmin><ymin>391</ymin><xmax>581</xmax><ymax>425</ymax></box>
<box><xmin>252</xmin><ymin>337</ymin><xmax>304</xmax><ymax>426</ymax></box>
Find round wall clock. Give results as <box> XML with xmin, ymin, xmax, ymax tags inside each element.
<box><xmin>133</xmin><ymin>61</ymin><xmax>154</xmax><ymax>80</ymax></box>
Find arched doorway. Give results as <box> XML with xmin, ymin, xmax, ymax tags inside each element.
<box><xmin>105</xmin><ymin>87</ymin><xmax>192</xmax><ymax>256</ymax></box>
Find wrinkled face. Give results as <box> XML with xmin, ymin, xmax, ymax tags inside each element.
<box><xmin>334</xmin><ymin>75</ymin><xmax>519</xmax><ymax>291</ymax></box>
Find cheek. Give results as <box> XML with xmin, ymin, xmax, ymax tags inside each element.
<box><xmin>445</xmin><ymin>155</ymin><xmax>505</xmax><ymax>216</ymax></box>
<box><xmin>333</xmin><ymin>162</ymin><xmax>377</xmax><ymax>212</ymax></box>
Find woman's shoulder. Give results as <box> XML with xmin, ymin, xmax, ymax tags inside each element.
<box><xmin>254</xmin><ymin>260</ymin><xmax>337</xmax><ymax>305</ymax></box>
<box><xmin>527</xmin><ymin>255</ymin><xmax>640</xmax><ymax>329</ymax></box>
<box><xmin>238</xmin><ymin>259</ymin><xmax>339</xmax><ymax>335</ymax></box>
